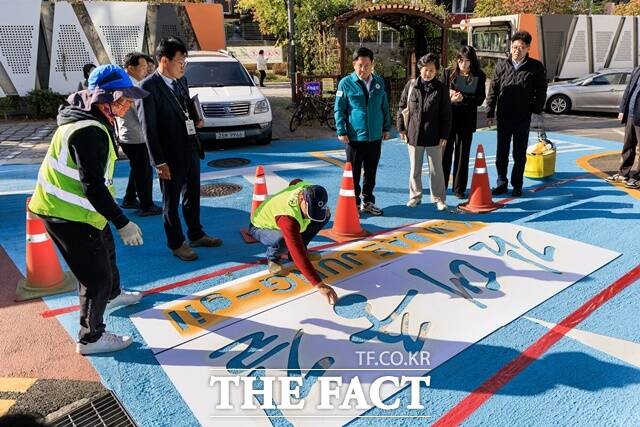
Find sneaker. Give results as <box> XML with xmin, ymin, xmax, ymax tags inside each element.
<box><xmin>406</xmin><ymin>199</ymin><xmax>421</xmax><ymax>208</ymax></box>
<box><xmin>436</xmin><ymin>201</ymin><xmax>448</xmax><ymax>211</ymax></box>
<box><xmin>511</xmin><ymin>188</ymin><xmax>523</xmax><ymax>197</ymax></box>
<box><xmin>361</xmin><ymin>202</ymin><xmax>383</xmax><ymax>216</ymax></box>
<box><xmin>172</xmin><ymin>242</ymin><xmax>198</xmax><ymax>261</ymax></box>
<box><xmin>491</xmin><ymin>185</ymin><xmax>508</xmax><ymax>196</ymax></box>
<box><xmin>106</xmin><ymin>290</ymin><xmax>142</xmax><ymax>310</ymax></box>
<box><xmin>120</xmin><ymin>199</ymin><xmax>140</xmax><ymax>209</ymax></box>
<box><xmin>76</xmin><ymin>332</ymin><xmax>132</xmax><ymax>355</ymax></box>
<box><xmin>190</xmin><ymin>235</ymin><xmax>223</xmax><ymax>247</ymax></box>
<box><xmin>625</xmin><ymin>178</ymin><xmax>640</xmax><ymax>189</ymax></box>
<box><xmin>268</xmin><ymin>260</ymin><xmax>287</xmax><ymax>275</ymax></box>
<box><xmin>606</xmin><ymin>173</ymin><xmax>628</xmax><ymax>183</ymax></box>
<box><xmin>136</xmin><ymin>205</ymin><xmax>163</xmax><ymax>217</ymax></box>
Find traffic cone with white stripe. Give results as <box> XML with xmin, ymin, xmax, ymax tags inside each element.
<box><xmin>320</xmin><ymin>162</ymin><xmax>370</xmax><ymax>242</ymax></box>
<box><xmin>458</xmin><ymin>144</ymin><xmax>502</xmax><ymax>214</ymax></box>
<box><xmin>16</xmin><ymin>198</ymin><xmax>76</xmax><ymax>301</ymax></box>
<box><xmin>240</xmin><ymin>166</ymin><xmax>268</xmax><ymax>243</ymax></box>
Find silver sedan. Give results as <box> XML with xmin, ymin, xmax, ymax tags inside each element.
<box><xmin>545</xmin><ymin>69</ymin><xmax>631</xmax><ymax>114</ymax></box>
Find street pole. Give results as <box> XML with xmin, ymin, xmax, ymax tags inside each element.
<box><xmin>287</xmin><ymin>0</ymin><xmax>297</xmax><ymax>103</ymax></box>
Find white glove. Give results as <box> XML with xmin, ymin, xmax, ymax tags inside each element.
<box><xmin>117</xmin><ymin>221</ymin><xmax>143</xmax><ymax>246</ymax></box>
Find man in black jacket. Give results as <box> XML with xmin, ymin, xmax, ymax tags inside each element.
<box><xmin>607</xmin><ymin>66</ymin><xmax>640</xmax><ymax>189</ymax></box>
<box><xmin>486</xmin><ymin>31</ymin><xmax>547</xmax><ymax>197</ymax></box>
<box><xmin>138</xmin><ymin>37</ymin><xmax>223</xmax><ymax>260</ymax></box>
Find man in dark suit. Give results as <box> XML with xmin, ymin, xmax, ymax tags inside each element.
<box><xmin>608</xmin><ymin>66</ymin><xmax>640</xmax><ymax>189</ymax></box>
<box><xmin>138</xmin><ymin>37</ymin><xmax>223</xmax><ymax>260</ymax></box>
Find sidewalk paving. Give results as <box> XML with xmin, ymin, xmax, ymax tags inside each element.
<box><xmin>0</xmin><ymin>121</ymin><xmax>56</xmax><ymax>165</ymax></box>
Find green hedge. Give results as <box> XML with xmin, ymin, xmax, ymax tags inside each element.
<box><xmin>26</xmin><ymin>89</ymin><xmax>67</xmax><ymax>119</ymax></box>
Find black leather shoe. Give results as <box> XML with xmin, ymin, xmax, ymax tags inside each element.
<box><xmin>491</xmin><ymin>185</ymin><xmax>508</xmax><ymax>196</ymax></box>
<box><xmin>136</xmin><ymin>205</ymin><xmax>163</xmax><ymax>217</ymax></box>
<box><xmin>511</xmin><ymin>188</ymin><xmax>523</xmax><ymax>197</ymax></box>
<box><xmin>121</xmin><ymin>199</ymin><xmax>140</xmax><ymax>209</ymax></box>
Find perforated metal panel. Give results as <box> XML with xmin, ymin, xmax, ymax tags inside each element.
<box><xmin>0</xmin><ymin>0</ymin><xmax>41</xmax><ymax>96</ymax></box>
<box><xmin>610</xmin><ymin>17</ymin><xmax>634</xmax><ymax>70</ymax></box>
<box><xmin>85</xmin><ymin>2</ymin><xmax>147</xmax><ymax>66</ymax></box>
<box><xmin>155</xmin><ymin>4</ymin><xmax>186</xmax><ymax>50</ymax></box>
<box><xmin>591</xmin><ymin>15</ymin><xmax>621</xmax><ymax>71</ymax></box>
<box><xmin>49</xmin><ymin>1</ymin><xmax>99</xmax><ymax>95</ymax></box>
<box><xmin>54</xmin><ymin>25</ymin><xmax>93</xmax><ymax>72</ymax></box>
<box><xmin>160</xmin><ymin>24</ymin><xmax>185</xmax><ymax>42</ymax></box>
<box><xmin>98</xmin><ymin>25</ymin><xmax>143</xmax><ymax>66</ymax></box>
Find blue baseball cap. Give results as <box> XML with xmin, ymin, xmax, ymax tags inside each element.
<box><xmin>303</xmin><ymin>185</ymin><xmax>329</xmax><ymax>222</ymax></box>
<box><xmin>87</xmin><ymin>64</ymin><xmax>148</xmax><ymax>100</ymax></box>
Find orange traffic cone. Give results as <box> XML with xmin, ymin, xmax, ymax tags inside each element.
<box><xmin>241</xmin><ymin>166</ymin><xmax>268</xmax><ymax>243</ymax></box>
<box><xmin>320</xmin><ymin>162</ymin><xmax>370</xmax><ymax>242</ymax></box>
<box><xmin>15</xmin><ymin>199</ymin><xmax>76</xmax><ymax>301</ymax></box>
<box><xmin>458</xmin><ymin>144</ymin><xmax>502</xmax><ymax>214</ymax></box>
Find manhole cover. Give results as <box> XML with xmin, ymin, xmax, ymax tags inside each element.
<box><xmin>207</xmin><ymin>157</ymin><xmax>250</xmax><ymax>168</ymax></box>
<box><xmin>201</xmin><ymin>183</ymin><xmax>242</xmax><ymax>197</ymax></box>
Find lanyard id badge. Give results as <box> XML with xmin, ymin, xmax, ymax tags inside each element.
<box><xmin>185</xmin><ymin>119</ymin><xmax>197</xmax><ymax>135</ymax></box>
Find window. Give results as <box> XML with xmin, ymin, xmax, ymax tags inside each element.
<box><xmin>592</xmin><ymin>73</ymin><xmax>624</xmax><ymax>85</ymax></box>
<box><xmin>185</xmin><ymin>61</ymin><xmax>253</xmax><ymax>87</ymax></box>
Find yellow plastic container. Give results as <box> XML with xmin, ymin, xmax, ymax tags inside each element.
<box><xmin>524</xmin><ymin>149</ymin><xmax>556</xmax><ymax>178</ymax></box>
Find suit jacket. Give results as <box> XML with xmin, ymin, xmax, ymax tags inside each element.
<box><xmin>619</xmin><ymin>67</ymin><xmax>640</xmax><ymax>125</ymax></box>
<box><xmin>138</xmin><ymin>71</ymin><xmax>203</xmax><ymax>170</ymax></box>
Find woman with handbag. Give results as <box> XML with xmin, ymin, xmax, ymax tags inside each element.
<box><xmin>442</xmin><ymin>46</ymin><xmax>486</xmax><ymax>199</ymax></box>
<box><xmin>397</xmin><ymin>53</ymin><xmax>452</xmax><ymax>210</ymax></box>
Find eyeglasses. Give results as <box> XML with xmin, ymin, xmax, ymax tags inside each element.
<box><xmin>113</xmin><ymin>97</ymin><xmax>133</xmax><ymax>108</ymax></box>
<box><xmin>172</xmin><ymin>59</ymin><xmax>187</xmax><ymax>67</ymax></box>
<box><xmin>511</xmin><ymin>45</ymin><xmax>527</xmax><ymax>51</ymax></box>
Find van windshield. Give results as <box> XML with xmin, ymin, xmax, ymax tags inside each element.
<box><xmin>185</xmin><ymin>61</ymin><xmax>253</xmax><ymax>87</ymax></box>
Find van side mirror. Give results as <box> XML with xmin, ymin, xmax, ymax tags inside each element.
<box><xmin>253</xmin><ymin>75</ymin><xmax>260</xmax><ymax>85</ymax></box>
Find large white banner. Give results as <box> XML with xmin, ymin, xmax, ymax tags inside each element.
<box><xmin>227</xmin><ymin>46</ymin><xmax>284</xmax><ymax>65</ymax></box>
<box><xmin>132</xmin><ymin>221</ymin><xmax>619</xmax><ymax>426</ymax></box>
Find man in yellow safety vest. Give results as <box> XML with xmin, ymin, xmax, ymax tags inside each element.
<box><xmin>29</xmin><ymin>64</ymin><xmax>149</xmax><ymax>355</ymax></box>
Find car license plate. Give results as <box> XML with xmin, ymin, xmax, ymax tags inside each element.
<box><xmin>216</xmin><ymin>131</ymin><xmax>245</xmax><ymax>139</ymax></box>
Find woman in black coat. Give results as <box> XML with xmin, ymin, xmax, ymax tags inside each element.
<box><xmin>397</xmin><ymin>53</ymin><xmax>452</xmax><ymax>211</ymax></box>
<box><xmin>442</xmin><ymin>46</ymin><xmax>486</xmax><ymax>199</ymax></box>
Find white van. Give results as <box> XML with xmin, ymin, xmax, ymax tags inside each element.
<box><xmin>185</xmin><ymin>51</ymin><xmax>272</xmax><ymax>145</ymax></box>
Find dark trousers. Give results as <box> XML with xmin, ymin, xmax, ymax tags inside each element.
<box><xmin>619</xmin><ymin>119</ymin><xmax>640</xmax><ymax>179</ymax></box>
<box><xmin>160</xmin><ymin>149</ymin><xmax>205</xmax><ymax>250</ymax></box>
<box><xmin>259</xmin><ymin>70</ymin><xmax>266</xmax><ymax>87</ymax></box>
<box><xmin>43</xmin><ymin>220</ymin><xmax>120</xmax><ymax>343</ymax></box>
<box><xmin>120</xmin><ymin>143</ymin><xmax>154</xmax><ymax>210</ymax></box>
<box><xmin>248</xmin><ymin>215</ymin><xmax>329</xmax><ymax>261</ymax></box>
<box><xmin>496</xmin><ymin>116</ymin><xmax>531</xmax><ymax>190</ymax></box>
<box><xmin>443</xmin><ymin>128</ymin><xmax>473</xmax><ymax>195</ymax></box>
<box><xmin>345</xmin><ymin>140</ymin><xmax>382</xmax><ymax>205</ymax></box>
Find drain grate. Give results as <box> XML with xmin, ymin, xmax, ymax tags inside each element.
<box><xmin>207</xmin><ymin>157</ymin><xmax>251</xmax><ymax>168</ymax></box>
<box><xmin>49</xmin><ymin>390</ymin><xmax>136</xmax><ymax>427</ymax></box>
<box><xmin>201</xmin><ymin>183</ymin><xmax>243</xmax><ymax>197</ymax></box>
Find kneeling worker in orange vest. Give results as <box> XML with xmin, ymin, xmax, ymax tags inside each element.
<box><xmin>249</xmin><ymin>179</ymin><xmax>338</xmax><ymax>305</ymax></box>
<box><xmin>29</xmin><ymin>64</ymin><xmax>149</xmax><ymax>355</ymax></box>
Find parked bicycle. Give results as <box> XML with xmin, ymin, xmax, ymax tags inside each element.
<box><xmin>289</xmin><ymin>90</ymin><xmax>336</xmax><ymax>132</ymax></box>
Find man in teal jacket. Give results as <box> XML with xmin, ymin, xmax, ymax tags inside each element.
<box><xmin>334</xmin><ymin>47</ymin><xmax>392</xmax><ymax>216</ymax></box>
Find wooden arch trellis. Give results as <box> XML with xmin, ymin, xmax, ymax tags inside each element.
<box><xmin>334</xmin><ymin>4</ymin><xmax>449</xmax><ymax>78</ymax></box>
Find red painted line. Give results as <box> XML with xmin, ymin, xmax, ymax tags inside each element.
<box><xmin>432</xmin><ymin>263</ymin><xmax>640</xmax><ymax>427</ymax></box>
<box><xmin>40</xmin><ymin>174</ymin><xmax>589</xmax><ymax>319</ymax></box>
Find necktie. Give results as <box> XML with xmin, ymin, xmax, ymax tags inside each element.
<box><xmin>171</xmin><ymin>80</ymin><xmax>187</xmax><ymax>110</ymax></box>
